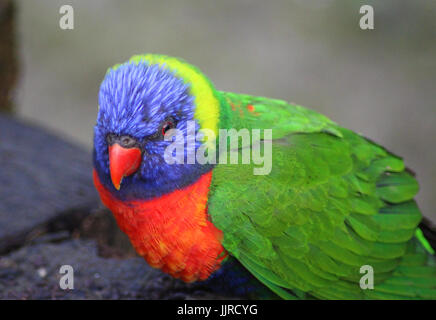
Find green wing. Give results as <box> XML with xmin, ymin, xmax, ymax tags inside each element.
<box><xmin>208</xmin><ymin>91</ymin><xmax>436</xmax><ymax>299</ymax></box>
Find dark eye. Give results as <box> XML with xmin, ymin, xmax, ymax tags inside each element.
<box><xmin>147</xmin><ymin>117</ymin><xmax>177</xmax><ymax>140</ymax></box>
<box><xmin>161</xmin><ymin>120</ymin><xmax>175</xmax><ymax>136</ymax></box>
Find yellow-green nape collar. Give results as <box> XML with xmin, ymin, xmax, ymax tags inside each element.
<box><xmin>128</xmin><ymin>54</ymin><xmax>220</xmax><ymax>138</ymax></box>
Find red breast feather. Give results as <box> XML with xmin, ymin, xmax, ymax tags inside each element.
<box><xmin>93</xmin><ymin>170</ymin><xmax>227</xmax><ymax>282</ymax></box>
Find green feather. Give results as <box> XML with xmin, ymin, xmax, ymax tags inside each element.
<box><xmin>207</xmin><ymin>91</ymin><xmax>435</xmax><ymax>300</ymax></box>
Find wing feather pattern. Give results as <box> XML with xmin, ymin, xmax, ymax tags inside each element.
<box><xmin>208</xmin><ymin>92</ymin><xmax>436</xmax><ymax>299</ymax></box>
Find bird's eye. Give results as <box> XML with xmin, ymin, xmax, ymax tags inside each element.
<box><xmin>161</xmin><ymin>120</ymin><xmax>175</xmax><ymax>136</ymax></box>
<box><xmin>147</xmin><ymin>117</ymin><xmax>176</xmax><ymax>140</ymax></box>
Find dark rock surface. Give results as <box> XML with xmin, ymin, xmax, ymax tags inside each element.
<box><xmin>0</xmin><ymin>237</ymin><xmax>236</xmax><ymax>300</ymax></box>
<box><xmin>0</xmin><ymin>114</ymin><xmax>236</xmax><ymax>299</ymax></box>
<box><xmin>0</xmin><ymin>114</ymin><xmax>98</xmax><ymax>253</ymax></box>
<box><xmin>0</xmin><ymin>239</ymin><xmax>151</xmax><ymax>299</ymax></box>
<box><xmin>0</xmin><ymin>239</ymin><xmax>223</xmax><ymax>300</ymax></box>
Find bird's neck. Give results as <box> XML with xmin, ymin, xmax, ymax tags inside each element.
<box><xmin>93</xmin><ymin>169</ymin><xmax>227</xmax><ymax>282</ymax></box>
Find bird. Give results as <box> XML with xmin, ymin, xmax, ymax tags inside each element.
<box><xmin>93</xmin><ymin>54</ymin><xmax>436</xmax><ymax>299</ymax></box>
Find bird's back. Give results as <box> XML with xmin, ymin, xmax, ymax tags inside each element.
<box><xmin>207</xmin><ymin>91</ymin><xmax>436</xmax><ymax>299</ymax></box>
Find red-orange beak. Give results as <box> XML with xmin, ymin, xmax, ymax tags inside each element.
<box><xmin>108</xmin><ymin>143</ymin><xmax>142</xmax><ymax>190</ymax></box>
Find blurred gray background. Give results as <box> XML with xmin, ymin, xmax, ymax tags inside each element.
<box><xmin>13</xmin><ymin>0</ymin><xmax>435</xmax><ymax>220</ymax></box>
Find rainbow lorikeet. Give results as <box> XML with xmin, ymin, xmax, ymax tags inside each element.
<box><xmin>93</xmin><ymin>54</ymin><xmax>436</xmax><ymax>299</ymax></box>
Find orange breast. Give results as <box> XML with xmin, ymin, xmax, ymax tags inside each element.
<box><xmin>93</xmin><ymin>170</ymin><xmax>227</xmax><ymax>282</ymax></box>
